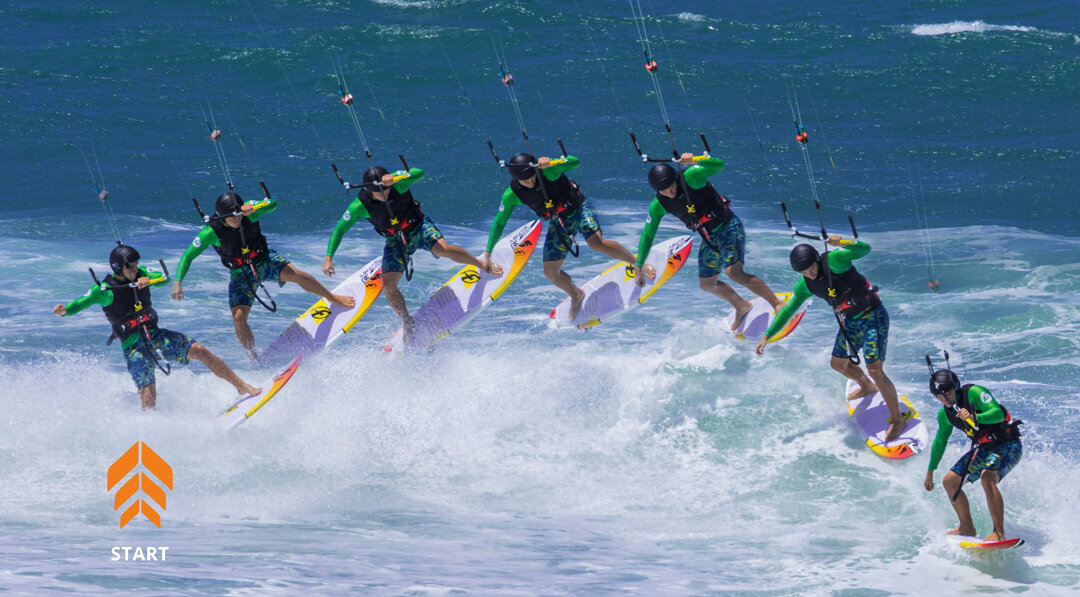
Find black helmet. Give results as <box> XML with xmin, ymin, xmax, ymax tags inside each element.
<box><xmin>929</xmin><ymin>369</ymin><xmax>961</xmax><ymax>396</ymax></box>
<box><xmin>508</xmin><ymin>153</ymin><xmax>536</xmax><ymax>180</ymax></box>
<box><xmin>362</xmin><ymin>166</ymin><xmax>390</xmax><ymax>187</ymax></box>
<box><xmin>789</xmin><ymin>244</ymin><xmax>820</xmax><ymax>272</ymax></box>
<box><xmin>109</xmin><ymin>244</ymin><xmax>141</xmax><ymax>276</ymax></box>
<box><xmin>647</xmin><ymin>163</ymin><xmax>678</xmax><ymax>192</ymax></box>
<box><xmin>215</xmin><ymin>192</ymin><xmax>244</xmax><ymax>217</ymax></box>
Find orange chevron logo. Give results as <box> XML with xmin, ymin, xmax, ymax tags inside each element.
<box><xmin>107</xmin><ymin>442</ymin><xmax>173</xmax><ymax>529</ymax></box>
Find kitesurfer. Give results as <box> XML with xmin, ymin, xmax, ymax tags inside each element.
<box><xmin>755</xmin><ymin>236</ymin><xmax>904</xmax><ymax>442</ymax></box>
<box><xmin>480</xmin><ymin>153</ymin><xmax>654</xmax><ymax>321</ymax></box>
<box><xmin>53</xmin><ymin>245</ymin><xmax>260</xmax><ymax>409</ymax></box>
<box><xmin>172</xmin><ymin>191</ymin><xmax>354</xmax><ymax>359</ymax></box>
<box><xmin>634</xmin><ymin>153</ymin><xmax>782</xmax><ymax>329</ymax></box>
<box><xmin>323</xmin><ymin>166</ymin><xmax>502</xmax><ymax>343</ymax></box>
<box><xmin>923</xmin><ymin>370</ymin><xmax>1023</xmax><ymax>542</ymax></box>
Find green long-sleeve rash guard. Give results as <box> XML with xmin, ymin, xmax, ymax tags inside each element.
<box><xmin>175</xmin><ymin>199</ymin><xmax>279</xmax><ymax>281</ymax></box>
<box><xmin>926</xmin><ymin>385</ymin><xmax>1006</xmax><ymax>471</ymax></box>
<box><xmin>484</xmin><ymin>157</ymin><xmax>581</xmax><ymax>253</ymax></box>
<box><xmin>762</xmin><ymin>241</ymin><xmax>872</xmax><ymax>339</ymax></box>
<box><xmin>60</xmin><ymin>266</ymin><xmax>167</xmax><ymax>349</ymax></box>
<box><xmin>634</xmin><ymin>157</ymin><xmax>725</xmax><ymax>268</ymax></box>
<box><xmin>326</xmin><ymin>168</ymin><xmax>425</xmax><ymax>257</ymax></box>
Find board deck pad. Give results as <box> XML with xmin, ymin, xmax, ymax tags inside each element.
<box><xmin>730</xmin><ymin>291</ymin><xmax>809</xmax><ymax>342</ymax></box>
<box><xmin>949</xmin><ymin>535</ymin><xmax>1025</xmax><ymax>551</ymax></box>
<box><xmin>262</xmin><ymin>257</ymin><xmax>383</xmax><ymax>364</ymax></box>
<box><xmin>550</xmin><ymin>235</ymin><xmax>693</xmax><ymax>329</ymax></box>
<box><xmin>846</xmin><ymin>379</ymin><xmax>929</xmax><ymax>459</ymax></box>
<box><xmin>384</xmin><ymin>219</ymin><xmax>542</xmax><ymax>353</ymax></box>
<box><xmin>219</xmin><ymin>353</ymin><xmax>303</xmax><ymax>430</ymax></box>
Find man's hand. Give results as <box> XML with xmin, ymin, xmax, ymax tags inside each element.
<box><xmin>171</xmin><ymin>280</ymin><xmax>184</xmax><ymax>301</ymax></box>
<box><xmin>956</xmin><ymin>408</ymin><xmax>972</xmax><ymax>422</ymax></box>
<box><xmin>923</xmin><ymin>471</ymin><xmax>935</xmax><ymax>492</ymax></box>
<box><xmin>136</xmin><ymin>276</ymin><xmax>151</xmax><ymax>289</ymax></box>
<box><xmin>241</xmin><ymin>202</ymin><xmax>255</xmax><ymax>216</ymax></box>
<box><xmin>53</xmin><ymin>304</ymin><xmax>67</xmax><ymax>316</ymax></box>
<box><xmin>826</xmin><ymin>234</ymin><xmax>844</xmax><ymax>247</ymax></box>
<box><xmin>323</xmin><ymin>256</ymin><xmax>336</xmax><ymax>277</ymax></box>
<box><xmin>754</xmin><ymin>335</ymin><xmax>769</xmax><ymax>355</ymax></box>
<box><xmin>381</xmin><ymin>173</ymin><xmax>396</xmax><ymax>187</ymax></box>
<box><xmin>678</xmin><ymin>152</ymin><xmax>694</xmax><ymax>166</ymax></box>
<box><xmin>536</xmin><ymin>156</ymin><xmax>551</xmax><ymax>169</ymax></box>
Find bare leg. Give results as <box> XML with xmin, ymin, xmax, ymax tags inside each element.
<box><xmin>431</xmin><ymin>239</ymin><xmax>502</xmax><ymax>275</ymax></box>
<box><xmin>231</xmin><ymin>305</ymin><xmax>257</xmax><ymax>360</ymax></box>
<box><xmin>585</xmin><ymin>232</ymin><xmax>635</xmax><ymax>264</ymax></box>
<box><xmin>726</xmin><ymin>261</ymin><xmax>783</xmax><ymax>310</ymax></box>
<box><xmin>830</xmin><ymin>356</ymin><xmax>877</xmax><ymax>399</ymax></box>
<box><xmin>279</xmin><ymin>264</ymin><xmax>354</xmax><ymax>308</ymax></box>
<box><xmin>981</xmin><ymin>470</ymin><xmax>1007</xmax><ymax>541</ymax></box>
<box><xmin>700</xmin><ymin>274</ymin><xmax>752</xmax><ymax>330</ymax></box>
<box><xmin>943</xmin><ymin>471</ymin><xmax>977</xmax><ymax>536</ymax></box>
<box><xmin>866</xmin><ymin>359</ymin><xmax>904</xmax><ymax>442</ymax></box>
<box><xmin>186</xmin><ymin>342</ymin><xmax>259</xmax><ymax>395</ymax></box>
<box><xmin>139</xmin><ymin>384</ymin><xmax>156</xmax><ymax>410</ymax></box>
<box><xmin>382</xmin><ymin>271</ymin><xmax>414</xmax><ymax>341</ymax></box>
<box><xmin>543</xmin><ymin>258</ymin><xmax>585</xmax><ymax>319</ymax></box>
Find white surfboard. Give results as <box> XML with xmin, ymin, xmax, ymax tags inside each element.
<box><xmin>549</xmin><ymin>235</ymin><xmax>693</xmax><ymax>329</ymax></box>
<box><xmin>730</xmin><ymin>291</ymin><xmax>810</xmax><ymax>342</ymax></box>
<box><xmin>383</xmin><ymin>219</ymin><xmax>542</xmax><ymax>352</ymax></box>
<box><xmin>846</xmin><ymin>379</ymin><xmax>930</xmax><ymax>460</ymax></box>
<box><xmin>261</xmin><ymin>257</ymin><xmax>383</xmax><ymax>363</ymax></box>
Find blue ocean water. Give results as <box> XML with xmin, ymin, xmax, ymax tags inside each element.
<box><xmin>1</xmin><ymin>1</ymin><xmax>1079</xmax><ymax>594</ymax></box>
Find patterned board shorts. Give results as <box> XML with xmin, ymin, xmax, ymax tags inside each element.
<box><xmin>832</xmin><ymin>304</ymin><xmax>890</xmax><ymax>363</ymax></box>
<box><xmin>951</xmin><ymin>440</ymin><xmax>1022</xmax><ymax>483</ymax></box>
<box><xmin>543</xmin><ymin>200</ymin><xmax>602</xmax><ymax>262</ymax></box>
<box><xmin>698</xmin><ymin>214</ymin><xmax>745</xmax><ymax>278</ymax></box>
<box><xmin>382</xmin><ymin>216</ymin><xmax>444</xmax><ymax>274</ymax></box>
<box><xmin>123</xmin><ymin>327</ymin><xmax>195</xmax><ymax>389</ymax></box>
<box><xmin>229</xmin><ymin>250</ymin><xmax>291</xmax><ymax>308</ymax></box>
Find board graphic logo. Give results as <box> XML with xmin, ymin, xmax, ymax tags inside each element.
<box><xmin>366</xmin><ymin>272</ymin><xmax>383</xmax><ymax>288</ymax></box>
<box><xmin>107</xmin><ymin>442</ymin><xmax>173</xmax><ymax>529</ymax></box>
<box><xmin>623</xmin><ymin>264</ymin><xmax>636</xmax><ymax>281</ymax></box>
<box><xmin>310</xmin><ymin>307</ymin><xmax>333</xmax><ymax>322</ymax></box>
<box><xmin>518</xmin><ymin>240</ymin><xmax>534</xmax><ymax>249</ymax></box>
<box><xmin>459</xmin><ymin>269</ymin><xmax>481</xmax><ymax>288</ymax></box>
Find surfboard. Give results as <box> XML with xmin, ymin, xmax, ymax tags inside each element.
<box><xmin>383</xmin><ymin>219</ymin><xmax>542</xmax><ymax>352</ymax></box>
<box><xmin>846</xmin><ymin>379</ymin><xmax>929</xmax><ymax>460</ymax></box>
<box><xmin>730</xmin><ymin>292</ymin><xmax>810</xmax><ymax>342</ymax></box>
<box><xmin>261</xmin><ymin>256</ymin><xmax>383</xmax><ymax>363</ymax></box>
<box><xmin>219</xmin><ymin>353</ymin><xmax>303</xmax><ymax>430</ymax></box>
<box><xmin>948</xmin><ymin>535</ymin><xmax>1025</xmax><ymax>551</ymax></box>
<box><xmin>549</xmin><ymin>235</ymin><xmax>693</xmax><ymax>329</ymax></box>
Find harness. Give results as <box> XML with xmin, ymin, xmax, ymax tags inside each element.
<box><xmin>204</xmin><ymin>212</ymin><xmax>277</xmax><ymax>312</ymax></box>
<box><xmin>656</xmin><ymin>180</ymin><xmax>732</xmax><ymax>251</ymax></box>
<box><xmin>360</xmin><ymin>188</ymin><xmax>425</xmax><ymax>280</ymax></box>
<box><xmin>947</xmin><ymin>384</ymin><xmax>1023</xmax><ymax>451</ymax></box>
<box><xmin>96</xmin><ymin>271</ymin><xmax>170</xmax><ymax>376</ymax></box>
<box><xmin>511</xmin><ymin>176</ymin><xmax>585</xmax><ymax>258</ymax></box>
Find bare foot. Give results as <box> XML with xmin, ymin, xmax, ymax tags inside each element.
<box><xmin>730</xmin><ymin>300</ymin><xmax>753</xmax><ymax>332</ymax></box>
<box><xmin>331</xmin><ymin>294</ymin><xmax>356</xmax><ymax>308</ymax></box>
<box><xmin>947</xmin><ymin>526</ymin><xmax>977</xmax><ymax>537</ymax></box>
<box><xmin>983</xmin><ymin>531</ymin><xmax>1006</xmax><ymax>542</ymax></box>
<box><xmin>239</xmin><ymin>385</ymin><xmax>262</xmax><ymax>398</ymax></box>
<box><xmin>885</xmin><ymin>420</ymin><xmax>905</xmax><ymax>443</ymax></box>
<box><xmin>643</xmin><ymin>263</ymin><xmax>657</xmax><ymax>280</ymax></box>
<box><xmin>402</xmin><ymin>316</ymin><xmax>416</xmax><ymax>346</ymax></box>
<box><xmin>484</xmin><ymin>261</ymin><xmax>504</xmax><ymax>276</ymax></box>
<box><xmin>846</xmin><ymin>383</ymin><xmax>878</xmax><ymax>401</ymax></box>
<box><xmin>568</xmin><ymin>288</ymin><xmax>586</xmax><ymax>322</ymax></box>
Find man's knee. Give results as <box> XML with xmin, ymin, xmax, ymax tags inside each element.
<box><xmin>698</xmin><ymin>276</ymin><xmax>716</xmax><ymax>292</ymax></box>
<box><xmin>980</xmin><ymin>470</ymin><xmax>999</xmax><ymax>488</ymax></box>
<box><xmin>186</xmin><ymin>342</ymin><xmax>207</xmax><ymax>361</ymax></box>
